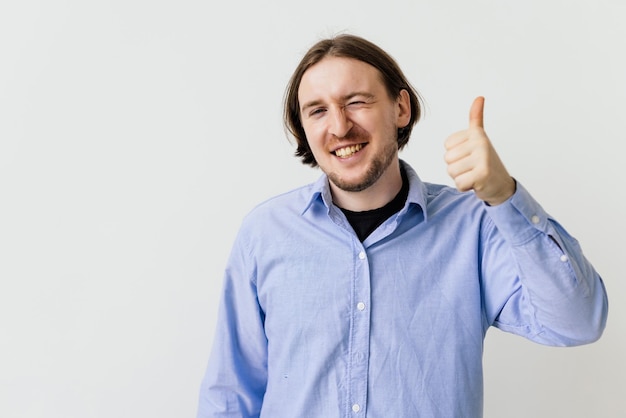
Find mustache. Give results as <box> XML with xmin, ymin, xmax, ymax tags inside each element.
<box><xmin>332</xmin><ymin>124</ymin><xmax>371</xmax><ymax>142</ymax></box>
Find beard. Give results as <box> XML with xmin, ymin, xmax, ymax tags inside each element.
<box><xmin>327</xmin><ymin>134</ymin><xmax>398</xmax><ymax>193</ymax></box>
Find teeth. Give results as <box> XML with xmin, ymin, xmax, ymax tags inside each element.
<box><xmin>334</xmin><ymin>144</ymin><xmax>363</xmax><ymax>158</ymax></box>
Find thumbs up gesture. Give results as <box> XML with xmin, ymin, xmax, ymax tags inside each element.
<box><xmin>444</xmin><ymin>97</ymin><xmax>516</xmax><ymax>206</ymax></box>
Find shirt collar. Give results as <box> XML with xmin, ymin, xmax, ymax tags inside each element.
<box><xmin>301</xmin><ymin>160</ymin><xmax>429</xmax><ymax>221</ymax></box>
<box><xmin>401</xmin><ymin>160</ymin><xmax>429</xmax><ymax>221</ymax></box>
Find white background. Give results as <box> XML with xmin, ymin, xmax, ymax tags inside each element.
<box><xmin>1</xmin><ymin>1</ymin><xmax>624</xmax><ymax>417</ymax></box>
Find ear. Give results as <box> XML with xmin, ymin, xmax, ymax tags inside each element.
<box><xmin>396</xmin><ymin>89</ymin><xmax>411</xmax><ymax>128</ymax></box>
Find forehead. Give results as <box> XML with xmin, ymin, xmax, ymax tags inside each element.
<box><xmin>298</xmin><ymin>56</ymin><xmax>385</xmax><ymax>101</ymax></box>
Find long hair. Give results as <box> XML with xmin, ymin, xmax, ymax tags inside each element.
<box><xmin>283</xmin><ymin>34</ymin><xmax>423</xmax><ymax>167</ymax></box>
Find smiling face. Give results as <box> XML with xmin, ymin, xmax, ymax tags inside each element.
<box><xmin>298</xmin><ymin>56</ymin><xmax>411</xmax><ymax>197</ymax></box>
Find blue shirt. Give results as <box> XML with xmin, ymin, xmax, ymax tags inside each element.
<box><xmin>197</xmin><ymin>161</ymin><xmax>607</xmax><ymax>418</ymax></box>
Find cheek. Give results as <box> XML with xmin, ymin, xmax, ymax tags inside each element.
<box><xmin>302</xmin><ymin>123</ymin><xmax>325</xmax><ymax>147</ymax></box>
<box><xmin>351</xmin><ymin>112</ymin><xmax>379</xmax><ymax>133</ymax></box>
<box><xmin>307</xmin><ymin>137</ymin><xmax>326</xmax><ymax>158</ymax></box>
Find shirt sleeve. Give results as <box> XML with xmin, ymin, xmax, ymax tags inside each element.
<box><xmin>481</xmin><ymin>181</ymin><xmax>608</xmax><ymax>346</ymax></box>
<box><xmin>197</xmin><ymin>229</ymin><xmax>268</xmax><ymax>418</ymax></box>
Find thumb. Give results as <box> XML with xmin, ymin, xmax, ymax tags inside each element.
<box><xmin>469</xmin><ymin>96</ymin><xmax>485</xmax><ymax>128</ymax></box>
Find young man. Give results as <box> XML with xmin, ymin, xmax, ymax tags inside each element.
<box><xmin>197</xmin><ymin>34</ymin><xmax>608</xmax><ymax>417</ymax></box>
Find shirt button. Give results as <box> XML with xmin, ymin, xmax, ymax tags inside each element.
<box><xmin>358</xmin><ymin>251</ymin><xmax>366</xmax><ymax>260</ymax></box>
<box><xmin>531</xmin><ymin>215</ymin><xmax>540</xmax><ymax>224</ymax></box>
<box><xmin>560</xmin><ymin>254</ymin><xmax>568</xmax><ymax>262</ymax></box>
<box><xmin>352</xmin><ymin>404</ymin><xmax>361</xmax><ymax>413</ymax></box>
<box><xmin>357</xmin><ymin>302</ymin><xmax>366</xmax><ymax>311</ymax></box>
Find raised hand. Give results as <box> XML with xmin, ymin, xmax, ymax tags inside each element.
<box><xmin>444</xmin><ymin>96</ymin><xmax>516</xmax><ymax>206</ymax></box>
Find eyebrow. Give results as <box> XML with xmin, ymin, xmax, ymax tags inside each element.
<box><xmin>300</xmin><ymin>92</ymin><xmax>376</xmax><ymax>113</ymax></box>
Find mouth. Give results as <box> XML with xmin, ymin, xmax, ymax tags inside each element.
<box><xmin>333</xmin><ymin>143</ymin><xmax>365</xmax><ymax>158</ymax></box>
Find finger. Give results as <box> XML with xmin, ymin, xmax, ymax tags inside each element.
<box><xmin>469</xmin><ymin>96</ymin><xmax>485</xmax><ymax>129</ymax></box>
<box><xmin>450</xmin><ymin>169</ymin><xmax>475</xmax><ymax>193</ymax></box>
<box><xmin>444</xmin><ymin>130</ymin><xmax>468</xmax><ymax>151</ymax></box>
<box><xmin>444</xmin><ymin>141</ymin><xmax>472</xmax><ymax>164</ymax></box>
<box><xmin>446</xmin><ymin>157</ymin><xmax>474</xmax><ymax>180</ymax></box>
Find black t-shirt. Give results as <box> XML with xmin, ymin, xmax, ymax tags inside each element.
<box><xmin>339</xmin><ymin>168</ymin><xmax>409</xmax><ymax>242</ymax></box>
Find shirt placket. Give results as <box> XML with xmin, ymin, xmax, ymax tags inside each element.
<box><xmin>347</xmin><ymin>243</ymin><xmax>371</xmax><ymax>416</ymax></box>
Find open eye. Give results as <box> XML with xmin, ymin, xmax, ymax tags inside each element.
<box><xmin>309</xmin><ymin>107</ymin><xmax>326</xmax><ymax>117</ymax></box>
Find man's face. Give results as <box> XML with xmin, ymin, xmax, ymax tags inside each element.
<box><xmin>298</xmin><ymin>56</ymin><xmax>410</xmax><ymax>193</ymax></box>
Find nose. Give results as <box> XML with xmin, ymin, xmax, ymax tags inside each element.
<box><xmin>327</xmin><ymin>107</ymin><xmax>353</xmax><ymax>138</ymax></box>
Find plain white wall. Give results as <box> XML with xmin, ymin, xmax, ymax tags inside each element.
<box><xmin>1</xmin><ymin>1</ymin><xmax>624</xmax><ymax>417</ymax></box>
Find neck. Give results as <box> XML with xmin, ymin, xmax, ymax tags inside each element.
<box><xmin>331</xmin><ymin>159</ymin><xmax>403</xmax><ymax>211</ymax></box>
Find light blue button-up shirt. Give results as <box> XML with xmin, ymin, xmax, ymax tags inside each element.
<box><xmin>197</xmin><ymin>161</ymin><xmax>607</xmax><ymax>418</ymax></box>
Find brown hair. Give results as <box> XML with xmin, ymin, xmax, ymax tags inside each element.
<box><xmin>283</xmin><ymin>34</ymin><xmax>424</xmax><ymax>167</ymax></box>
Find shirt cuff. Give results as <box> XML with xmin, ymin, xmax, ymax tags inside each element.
<box><xmin>484</xmin><ymin>181</ymin><xmax>552</xmax><ymax>246</ymax></box>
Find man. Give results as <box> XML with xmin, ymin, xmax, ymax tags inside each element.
<box><xmin>197</xmin><ymin>34</ymin><xmax>608</xmax><ymax>417</ymax></box>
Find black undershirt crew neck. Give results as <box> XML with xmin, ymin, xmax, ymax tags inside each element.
<box><xmin>339</xmin><ymin>167</ymin><xmax>409</xmax><ymax>242</ymax></box>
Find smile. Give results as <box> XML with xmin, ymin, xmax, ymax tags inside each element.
<box><xmin>334</xmin><ymin>144</ymin><xmax>364</xmax><ymax>158</ymax></box>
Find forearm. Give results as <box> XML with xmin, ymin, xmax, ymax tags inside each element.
<box><xmin>484</xmin><ymin>183</ymin><xmax>608</xmax><ymax>345</ymax></box>
<box><xmin>197</xmin><ymin>238</ymin><xmax>268</xmax><ymax>417</ymax></box>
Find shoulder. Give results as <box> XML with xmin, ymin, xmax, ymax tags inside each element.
<box><xmin>238</xmin><ymin>182</ymin><xmax>319</xmax><ymax>231</ymax></box>
<box><xmin>423</xmin><ymin>182</ymin><xmax>484</xmax><ymax>213</ymax></box>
